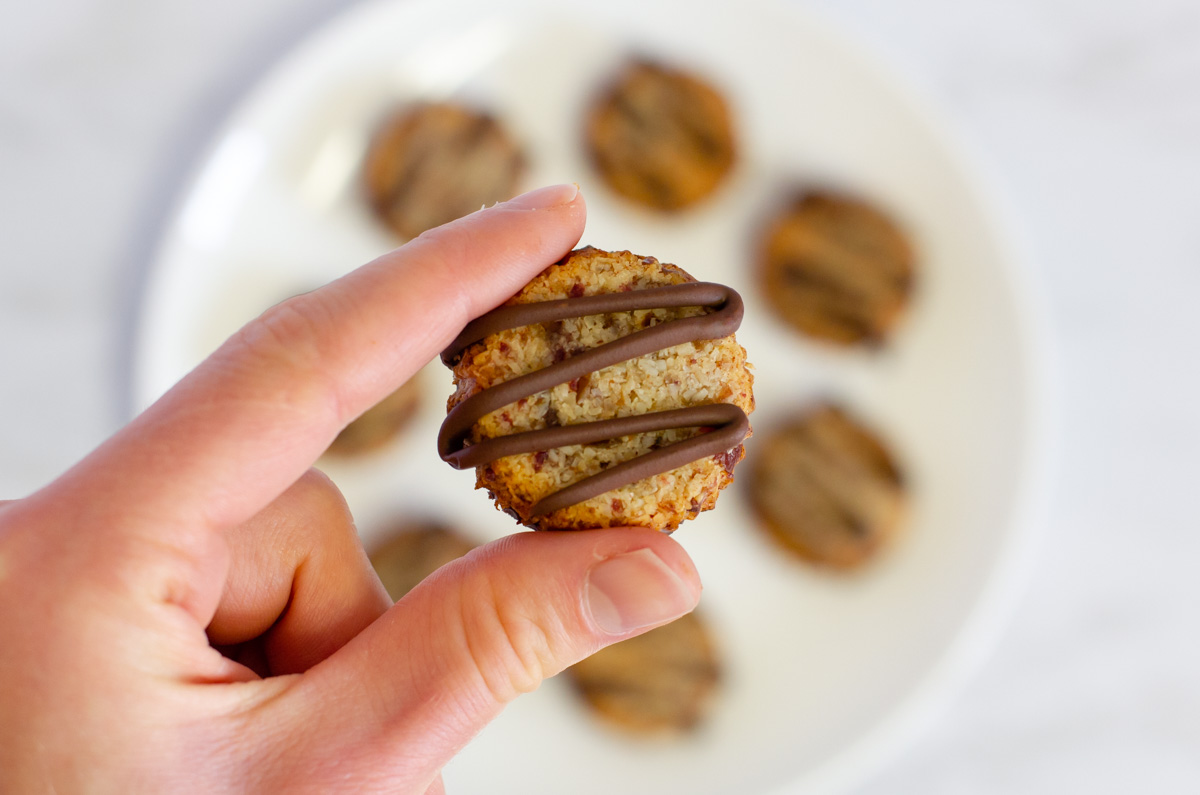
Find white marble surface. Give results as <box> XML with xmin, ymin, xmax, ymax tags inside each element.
<box><xmin>1</xmin><ymin>0</ymin><xmax>1198</xmax><ymax>792</ymax></box>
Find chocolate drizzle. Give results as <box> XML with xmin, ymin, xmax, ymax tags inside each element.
<box><xmin>438</xmin><ymin>282</ymin><xmax>750</xmax><ymax>519</ymax></box>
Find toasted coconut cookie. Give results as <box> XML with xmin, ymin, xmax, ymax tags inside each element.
<box><xmin>566</xmin><ymin>611</ymin><xmax>720</xmax><ymax>734</ymax></box>
<box><xmin>442</xmin><ymin>247</ymin><xmax>754</xmax><ymax>532</ymax></box>
<box><xmin>759</xmin><ymin>191</ymin><xmax>915</xmax><ymax>345</ymax></box>
<box><xmin>325</xmin><ymin>376</ymin><xmax>422</xmax><ymax>457</ymax></box>
<box><xmin>748</xmin><ymin>404</ymin><xmax>906</xmax><ymax>568</ymax></box>
<box><xmin>363</xmin><ymin>102</ymin><xmax>524</xmax><ymax>239</ymax></box>
<box><xmin>585</xmin><ymin>59</ymin><xmax>736</xmax><ymax>211</ymax></box>
<box><xmin>368</xmin><ymin>521</ymin><xmax>476</xmax><ymax>602</ymax></box>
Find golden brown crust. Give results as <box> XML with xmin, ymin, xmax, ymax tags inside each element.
<box><xmin>363</xmin><ymin>102</ymin><xmax>524</xmax><ymax>239</ymax></box>
<box><xmin>585</xmin><ymin>60</ymin><xmax>736</xmax><ymax>211</ymax></box>
<box><xmin>448</xmin><ymin>247</ymin><xmax>754</xmax><ymax>532</ymax></box>
<box><xmin>759</xmin><ymin>191</ymin><xmax>915</xmax><ymax>345</ymax></box>
<box><xmin>748</xmin><ymin>404</ymin><xmax>906</xmax><ymax>569</ymax></box>
<box><xmin>368</xmin><ymin>521</ymin><xmax>476</xmax><ymax>601</ymax></box>
<box><xmin>565</xmin><ymin>611</ymin><xmax>720</xmax><ymax>734</ymax></box>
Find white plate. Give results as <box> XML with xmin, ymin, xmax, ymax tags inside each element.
<box><xmin>133</xmin><ymin>0</ymin><xmax>1051</xmax><ymax>792</ymax></box>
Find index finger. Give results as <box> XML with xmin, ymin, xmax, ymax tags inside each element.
<box><xmin>48</xmin><ymin>185</ymin><xmax>584</xmax><ymax>536</ymax></box>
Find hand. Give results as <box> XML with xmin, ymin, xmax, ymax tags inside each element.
<box><xmin>0</xmin><ymin>184</ymin><xmax>702</xmax><ymax>793</ymax></box>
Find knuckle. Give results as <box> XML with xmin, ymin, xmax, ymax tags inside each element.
<box><xmin>236</xmin><ymin>295</ymin><xmax>331</xmax><ymax>370</ymax></box>
<box><xmin>460</xmin><ymin>569</ymin><xmax>559</xmax><ymax>704</ymax></box>
<box><xmin>225</xmin><ymin>292</ymin><xmax>348</xmax><ymax>421</ymax></box>
<box><xmin>289</xmin><ymin>470</ymin><xmax>355</xmax><ymax>538</ymax></box>
<box><xmin>293</xmin><ymin>467</ymin><xmax>347</xmax><ymax>511</ymax></box>
<box><xmin>405</xmin><ymin>227</ymin><xmax>476</xmax><ymax>325</ymax></box>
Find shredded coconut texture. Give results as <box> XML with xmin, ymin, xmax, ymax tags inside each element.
<box><xmin>447</xmin><ymin>247</ymin><xmax>755</xmax><ymax>532</ymax></box>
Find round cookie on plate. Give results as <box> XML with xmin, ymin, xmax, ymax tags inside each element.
<box><xmin>758</xmin><ymin>191</ymin><xmax>915</xmax><ymax>345</ymax></box>
<box><xmin>368</xmin><ymin>520</ymin><xmax>476</xmax><ymax>602</ymax></box>
<box><xmin>566</xmin><ymin>610</ymin><xmax>721</xmax><ymax>734</ymax></box>
<box><xmin>748</xmin><ymin>403</ymin><xmax>906</xmax><ymax>569</ymax></box>
<box><xmin>363</xmin><ymin>101</ymin><xmax>525</xmax><ymax>240</ymax></box>
<box><xmin>324</xmin><ymin>376</ymin><xmax>423</xmax><ymax>457</ymax></box>
<box><xmin>585</xmin><ymin>59</ymin><xmax>737</xmax><ymax>211</ymax></box>
<box><xmin>439</xmin><ymin>246</ymin><xmax>754</xmax><ymax>532</ymax></box>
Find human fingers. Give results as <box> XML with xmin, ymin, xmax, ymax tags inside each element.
<box><xmin>29</xmin><ymin>185</ymin><xmax>584</xmax><ymax>609</ymax></box>
<box><xmin>243</xmin><ymin>528</ymin><xmax>700</xmax><ymax>789</ymax></box>
<box><xmin>206</xmin><ymin>469</ymin><xmax>390</xmax><ymax>677</ymax></box>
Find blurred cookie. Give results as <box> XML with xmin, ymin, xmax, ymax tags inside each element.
<box><xmin>585</xmin><ymin>59</ymin><xmax>736</xmax><ymax>211</ymax></box>
<box><xmin>759</xmin><ymin>191</ymin><xmax>914</xmax><ymax>345</ymax></box>
<box><xmin>325</xmin><ymin>377</ymin><xmax>422</xmax><ymax>457</ymax></box>
<box><xmin>363</xmin><ymin>102</ymin><xmax>525</xmax><ymax>239</ymax></box>
<box><xmin>439</xmin><ymin>246</ymin><xmax>754</xmax><ymax>532</ymax></box>
<box><xmin>748</xmin><ymin>404</ymin><xmax>906</xmax><ymax>569</ymax></box>
<box><xmin>566</xmin><ymin>611</ymin><xmax>720</xmax><ymax>734</ymax></box>
<box><xmin>368</xmin><ymin>521</ymin><xmax>476</xmax><ymax>601</ymax></box>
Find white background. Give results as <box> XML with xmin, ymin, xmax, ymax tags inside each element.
<box><xmin>1</xmin><ymin>0</ymin><xmax>1197</xmax><ymax>792</ymax></box>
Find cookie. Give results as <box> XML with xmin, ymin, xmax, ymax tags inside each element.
<box><xmin>748</xmin><ymin>404</ymin><xmax>906</xmax><ymax>569</ymax></box>
<box><xmin>363</xmin><ymin>102</ymin><xmax>525</xmax><ymax>239</ymax></box>
<box><xmin>585</xmin><ymin>59</ymin><xmax>736</xmax><ymax>211</ymax></box>
<box><xmin>759</xmin><ymin>191</ymin><xmax>915</xmax><ymax>345</ymax></box>
<box><xmin>324</xmin><ymin>377</ymin><xmax>422</xmax><ymax>457</ymax></box>
<box><xmin>565</xmin><ymin>611</ymin><xmax>720</xmax><ymax>734</ymax></box>
<box><xmin>368</xmin><ymin>521</ymin><xmax>476</xmax><ymax>601</ymax></box>
<box><xmin>438</xmin><ymin>246</ymin><xmax>754</xmax><ymax>532</ymax></box>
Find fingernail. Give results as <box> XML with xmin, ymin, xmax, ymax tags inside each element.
<box><xmin>504</xmin><ymin>183</ymin><xmax>579</xmax><ymax>210</ymax></box>
<box><xmin>585</xmin><ymin>548</ymin><xmax>699</xmax><ymax>636</ymax></box>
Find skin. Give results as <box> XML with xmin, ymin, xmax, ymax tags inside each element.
<box><xmin>0</xmin><ymin>185</ymin><xmax>702</xmax><ymax>793</ymax></box>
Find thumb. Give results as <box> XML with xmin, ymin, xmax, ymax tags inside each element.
<box><xmin>249</xmin><ymin>528</ymin><xmax>701</xmax><ymax>790</ymax></box>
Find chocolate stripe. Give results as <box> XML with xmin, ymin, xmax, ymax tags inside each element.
<box><xmin>527</xmin><ymin>405</ymin><xmax>749</xmax><ymax>518</ymax></box>
<box><xmin>438</xmin><ymin>281</ymin><xmax>749</xmax><ymax>519</ymax></box>
<box><xmin>441</xmin><ymin>282</ymin><xmax>739</xmax><ymax>365</ymax></box>
<box><xmin>444</xmin><ymin>403</ymin><xmax>743</xmax><ymax>469</ymax></box>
